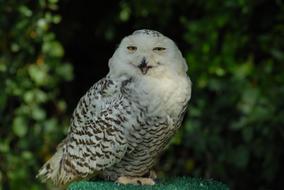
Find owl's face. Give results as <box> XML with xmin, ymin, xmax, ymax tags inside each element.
<box><xmin>109</xmin><ymin>29</ymin><xmax>188</xmax><ymax>78</ymax></box>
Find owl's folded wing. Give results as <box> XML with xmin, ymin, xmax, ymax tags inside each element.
<box><xmin>37</xmin><ymin>77</ymin><xmax>130</xmax><ymax>186</ymax></box>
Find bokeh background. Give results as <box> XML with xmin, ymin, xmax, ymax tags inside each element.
<box><xmin>1</xmin><ymin>0</ymin><xmax>284</xmax><ymax>189</ymax></box>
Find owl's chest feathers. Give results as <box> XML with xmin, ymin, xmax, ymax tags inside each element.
<box><xmin>100</xmin><ymin>75</ymin><xmax>190</xmax><ymax>179</ymax></box>
<box><xmin>129</xmin><ymin>74</ymin><xmax>190</xmax><ymax>120</ymax></box>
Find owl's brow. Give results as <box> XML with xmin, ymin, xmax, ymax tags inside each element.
<box><xmin>133</xmin><ymin>29</ymin><xmax>161</xmax><ymax>37</ymax></box>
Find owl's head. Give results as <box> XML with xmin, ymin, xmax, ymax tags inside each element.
<box><xmin>109</xmin><ymin>29</ymin><xmax>188</xmax><ymax>79</ymax></box>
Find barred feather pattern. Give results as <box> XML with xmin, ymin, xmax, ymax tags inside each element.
<box><xmin>37</xmin><ymin>72</ymin><xmax>191</xmax><ymax>185</ymax></box>
<box><xmin>37</xmin><ymin>76</ymin><xmax>132</xmax><ymax>185</ymax></box>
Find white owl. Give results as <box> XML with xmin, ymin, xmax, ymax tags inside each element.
<box><xmin>37</xmin><ymin>29</ymin><xmax>192</xmax><ymax>186</ymax></box>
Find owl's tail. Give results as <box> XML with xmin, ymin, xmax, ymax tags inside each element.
<box><xmin>36</xmin><ymin>147</ymin><xmax>78</xmax><ymax>186</ymax></box>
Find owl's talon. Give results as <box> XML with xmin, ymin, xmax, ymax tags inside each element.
<box><xmin>116</xmin><ymin>176</ymin><xmax>155</xmax><ymax>185</ymax></box>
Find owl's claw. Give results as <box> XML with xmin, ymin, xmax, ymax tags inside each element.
<box><xmin>116</xmin><ymin>176</ymin><xmax>155</xmax><ymax>185</ymax></box>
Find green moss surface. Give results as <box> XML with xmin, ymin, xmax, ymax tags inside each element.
<box><xmin>68</xmin><ymin>177</ymin><xmax>229</xmax><ymax>190</ymax></box>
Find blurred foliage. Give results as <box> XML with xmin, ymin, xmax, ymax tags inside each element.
<box><xmin>1</xmin><ymin>0</ymin><xmax>284</xmax><ymax>190</ymax></box>
<box><xmin>156</xmin><ymin>1</ymin><xmax>284</xmax><ymax>190</ymax></box>
<box><xmin>0</xmin><ymin>0</ymin><xmax>73</xmax><ymax>189</ymax></box>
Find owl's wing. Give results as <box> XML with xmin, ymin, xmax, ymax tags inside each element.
<box><xmin>63</xmin><ymin>77</ymin><xmax>130</xmax><ymax>180</ymax></box>
<box><xmin>37</xmin><ymin>77</ymin><xmax>130</xmax><ymax>185</ymax></box>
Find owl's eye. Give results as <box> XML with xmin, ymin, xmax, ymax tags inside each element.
<box><xmin>153</xmin><ymin>47</ymin><xmax>166</xmax><ymax>51</ymax></box>
<box><xmin>127</xmin><ymin>46</ymin><xmax>137</xmax><ymax>51</ymax></box>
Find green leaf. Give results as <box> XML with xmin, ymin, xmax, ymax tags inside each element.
<box><xmin>12</xmin><ymin>117</ymin><xmax>28</xmax><ymax>137</ymax></box>
<box><xmin>0</xmin><ymin>140</ymin><xmax>10</xmax><ymax>153</ymax></box>
<box><xmin>233</xmin><ymin>60</ymin><xmax>253</xmax><ymax>80</ymax></box>
<box><xmin>43</xmin><ymin>41</ymin><xmax>64</xmax><ymax>57</ymax></box>
<box><xmin>57</xmin><ymin>100</ymin><xmax>67</xmax><ymax>111</ymax></box>
<box><xmin>37</xmin><ymin>18</ymin><xmax>48</xmax><ymax>31</ymax></box>
<box><xmin>238</xmin><ymin>87</ymin><xmax>259</xmax><ymax>114</ymax></box>
<box><xmin>52</xmin><ymin>15</ymin><xmax>61</xmax><ymax>24</ymax></box>
<box><xmin>28</xmin><ymin>64</ymin><xmax>48</xmax><ymax>85</ymax></box>
<box><xmin>44</xmin><ymin>118</ymin><xmax>58</xmax><ymax>132</ymax></box>
<box><xmin>24</xmin><ymin>89</ymin><xmax>48</xmax><ymax>104</ymax></box>
<box><xmin>0</xmin><ymin>61</ymin><xmax>7</xmax><ymax>72</ymax></box>
<box><xmin>56</xmin><ymin>64</ymin><xmax>73</xmax><ymax>81</ymax></box>
<box><xmin>18</xmin><ymin>5</ymin><xmax>32</xmax><ymax>17</ymax></box>
<box><xmin>31</xmin><ymin>106</ymin><xmax>46</xmax><ymax>121</ymax></box>
<box><xmin>49</xmin><ymin>0</ymin><xmax>58</xmax><ymax>4</ymax></box>
<box><xmin>22</xmin><ymin>151</ymin><xmax>33</xmax><ymax>160</ymax></box>
<box><xmin>119</xmin><ymin>3</ymin><xmax>131</xmax><ymax>22</ymax></box>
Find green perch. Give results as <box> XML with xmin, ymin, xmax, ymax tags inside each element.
<box><xmin>68</xmin><ymin>177</ymin><xmax>229</xmax><ymax>190</ymax></box>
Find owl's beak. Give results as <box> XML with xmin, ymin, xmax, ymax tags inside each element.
<box><xmin>138</xmin><ymin>57</ymin><xmax>152</xmax><ymax>75</ymax></box>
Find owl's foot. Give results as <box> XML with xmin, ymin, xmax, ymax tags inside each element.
<box><xmin>116</xmin><ymin>176</ymin><xmax>155</xmax><ymax>185</ymax></box>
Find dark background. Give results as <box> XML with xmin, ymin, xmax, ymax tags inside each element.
<box><xmin>1</xmin><ymin>0</ymin><xmax>284</xmax><ymax>189</ymax></box>
<box><xmin>56</xmin><ymin>0</ymin><xmax>190</xmax><ymax>108</ymax></box>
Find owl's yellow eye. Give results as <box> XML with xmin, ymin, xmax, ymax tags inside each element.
<box><xmin>153</xmin><ymin>47</ymin><xmax>166</xmax><ymax>51</ymax></box>
<box><xmin>127</xmin><ymin>46</ymin><xmax>137</xmax><ymax>51</ymax></box>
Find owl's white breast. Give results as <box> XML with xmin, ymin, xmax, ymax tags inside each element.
<box><xmin>133</xmin><ymin>73</ymin><xmax>191</xmax><ymax>119</ymax></box>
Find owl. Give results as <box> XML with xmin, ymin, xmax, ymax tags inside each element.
<box><xmin>37</xmin><ymin>29</ymin><xmax>192</xmax><ymax>186</ymax></box>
